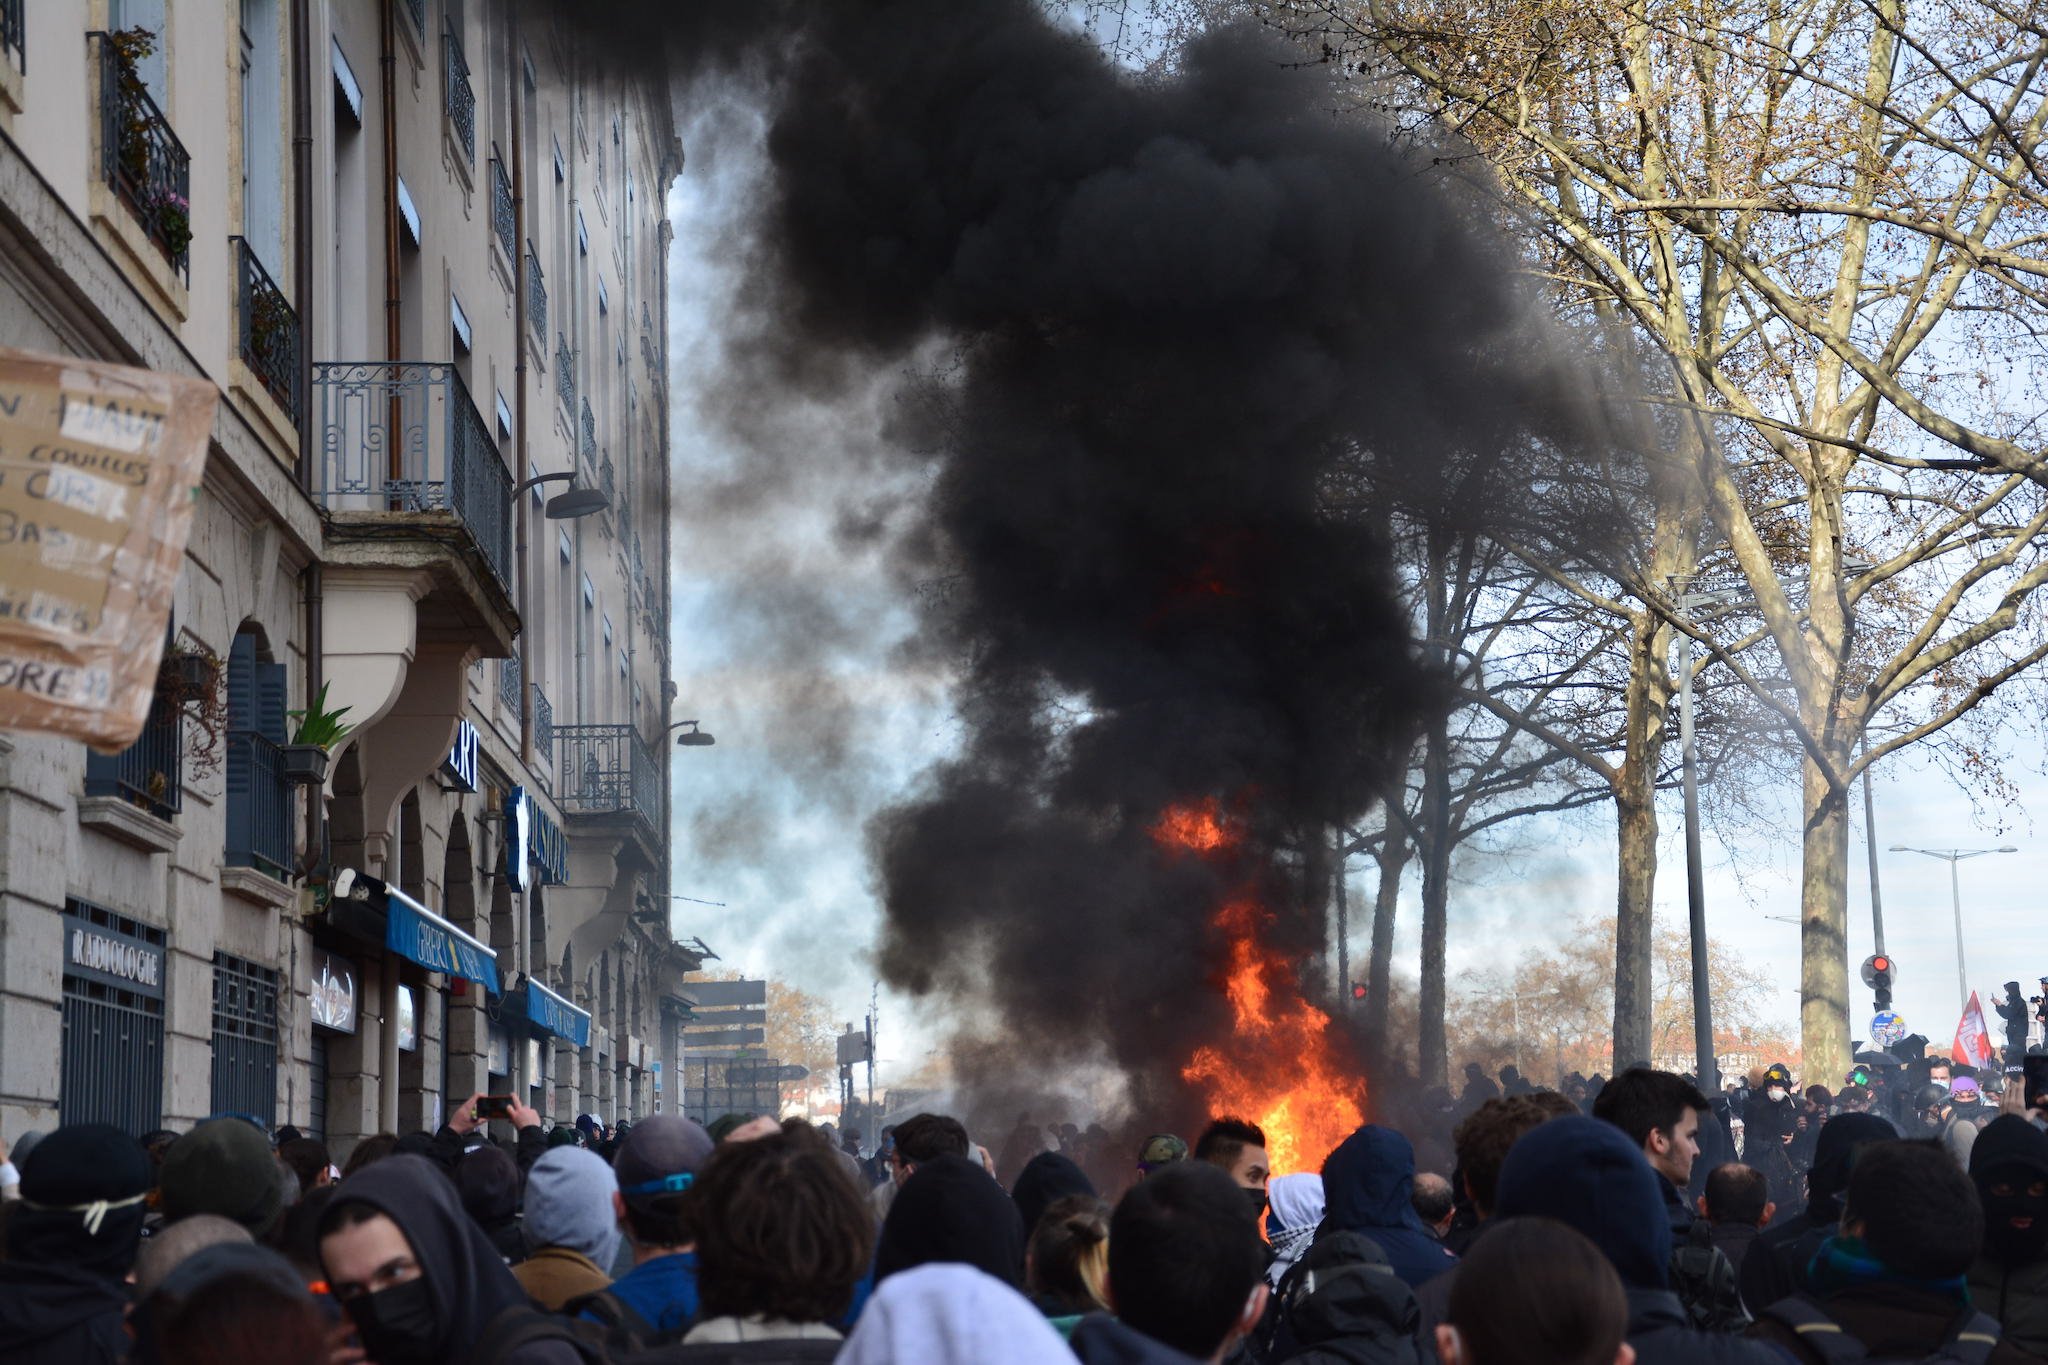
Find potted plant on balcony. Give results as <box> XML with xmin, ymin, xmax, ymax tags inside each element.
<box><xmin>282</xmin><ymin>683</ymin><xmax>354</xmax><ymax>786</ymax></box>
<box><xmin>158</xmin><ymin>646</ymin><xmax>226</xmax><ymax>782</ymax></box>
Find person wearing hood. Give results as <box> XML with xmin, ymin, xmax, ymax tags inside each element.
<box><xmin>457</xmin><ymin>1144</ymin><xmax>528</xmax><ymax>1265</ymax></box>
<box><xmin>1071</xmin><ymin>1161</ymin><xmax>1269</xmax><ymax>1365</ymax></box>
<box><xmin>513</xmin><ymin>1147</ymin><xmax>621</xmax><ymax>1310</ymax></box>
<box><xmin>839</xmin><ymin>1263</ymin><xmax>1081</xmax><ymax>1365</ymax></box>
<box><xmin>1494</xmin><ymin>1115</ymin><xmax>1782</xmax><ymax>1365</ymax></box>
<box><xmin>0</xmin><ymin>1123</ymin><xmax>154</xmax><ymax>1365</ymax></box>
<box><xmin>876</xmin><ymin>1152</ymin><xmax>1026</xmax><ymax>1286</ymax></box>
<box><xmin>1749</xmin><ymin>1137</ymin><xmax>2032</xmax><ymax>1363</ymax></box>
<box><xmin>1737</xmin><ymin>1110</ymin><xmax>1895</xmax><ymax>1316</ymax></box>
<box><xmin>1320</xmin><ymin>1124</ymin><xmax>1457</xmax><ymax>1288</ymax></box>
<box><xmin>158</xmin><ymin>1116</ymin><xmax>290</xmax><ymax>1240</ymax></box>
<box><xmin>318</xmin><ymin>1153</ymin><xmax>583</xmax><ymax>1365</ymax></box>
<box><xmin>1265</xmin><ymin>1173</ymin><xmax>1326</xmax><ymax>1288</ymax></box>
<box><xmin>1969</xmin><ymin>1115</ymin><xmax>2048</xmax><ymax>1354</ymax></box>
<box><xmin>1015</xmin><ymin>1151</ymin><xmax>1097</xmax><ymax>1240</ymax></box>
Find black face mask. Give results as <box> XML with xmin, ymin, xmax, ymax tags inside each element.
<box><xmin>1982</xmin><ymin>1165</ymin><xmax>2048</xmax><ymax>1264</ymax></box>
<box><xmin>345</xmin><ymin>1278</ymin><xmax>440</xmax><ymax>1365</ymax></box>
<box><xmin>1245</xmin><ymin>1186</ymin><xmax>1269</xmax><ymax>1220</ymax></box>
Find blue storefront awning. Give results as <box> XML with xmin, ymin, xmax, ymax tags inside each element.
<box><xmin>525</xmin><ymin>978</ymin><xmax>591</xmax><ymax>1047</ymax></box>
<box><xmin>384</xmin><ymin>888</ymin><xmax>499</xmax><ymax>993</ymax></box>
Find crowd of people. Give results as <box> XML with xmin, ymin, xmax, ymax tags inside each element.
<box><xmin>0</xmin><ymin>1056</ymin><xmax>2044</xmax><ymax>1365</ymax></box>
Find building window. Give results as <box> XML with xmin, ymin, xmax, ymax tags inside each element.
<box><xmin>211</xmin><ymin>953</ymin><xmax>280</xmax><ymax>1122</ymax></box>
<box><xmin>60</xmin><ymin>900</ymin><xmax>166</xmax><ymax>1135</ymax></box>
<box><xmin>224</xmin><ymin>630</ymin><xmax>293</xmax><ymax>881</ymax></box>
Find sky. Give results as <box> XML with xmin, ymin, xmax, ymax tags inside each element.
<box><xmin>657</xmin><ymin>12</ymin><xmax>2048</xmax><ymax>1097</ymax></box>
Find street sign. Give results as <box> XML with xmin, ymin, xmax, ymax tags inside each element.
<box><xmin>680</xmin><ymin>979</ymin><xmax>767</xmax><ymax>1009</ymax></box>
<box><xmin>686</xmin><ymin>1026</ymin><xmax>765</xmax><ymax>1049</ymax></box>
<box><xmin>1871</xmin><ymin>1010</ymin><xmax>1906</xmax><ymax>1046</ymax></box>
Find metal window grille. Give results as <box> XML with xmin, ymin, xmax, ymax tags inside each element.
<box><xmin>84</xmin><ymin>687</ymin><xmax>183</xmax><ymax>819</ymax></box>
<box><xmin>600</xmin><ymin>451</ymin><xmax>615</xmax><ymax>509</ymax></box>
<box><xmin>500</xmin><ymin>653</ymin><xmax>523</xmax><ymax>711</ymax></box>
<box><xmin>60</xmin><ymin>902</ymin><xmax>165</xmax><ymax>1135</ymax></box>
<box><xmin>232</xmin><ymin>236</ymin><xmax>301</xmax><ymax>422</ymax></box>
<box><xmin>93</xmin><ymin>32</ymin><xmax>192</xmax><ymax>280</ymax></box>
<box><xmin>402</xmin><ymin>0</ymin><xmax>425</xmax><ymax>42</ymax></box>
<box><xmin>527</xmin><ymin>246</ymin><xmax>547</xmax><ymax>338</ymax></box>
<box><xmin>2</xmin><ymin>0</ymin><xmax>24</xmax><ymax>72</ymax></box>
<box><xmin>442</xmin><ymin>23</ymin><xmax>474</xmax><ymax>163</ymax></box>
<box><xmin>532</xmin><ymin>684</ymin><xmax>554</xmax><ymax>754</ymax></box>
<box><xmin>310</xmin><ymin>362</ymin><xmax>516</xmax><ymax>587</ymax></box>
<box><xmin>491</xmin><ymin>159</ymin><xmax>515</xmax><ymax>259</ymax></box>
<box><xmin>225</xmin><ymin>731</ymin><xmax>294</xmax><ymax>878</ymax></box>
<box><xmin>579</xmin><ymin>398</ymin><xmax>597</xmax><ymax>468</ymax></box>
<box><xmin>211</xmin><ymin>953</ymin><xmax>280</xmax><ymax>1125</ymax></box>
<box><xmin>557</xmin><ymin>334</ymin><xmax>575</xmax><ymax>413</ymax></box>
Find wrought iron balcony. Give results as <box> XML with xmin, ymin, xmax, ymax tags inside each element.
<box><xmin>491</xmin><ymin>159</ymin><xmax>515</xmax><ymax>260</ymax></box>
<box><xmin>232</xmin><ymin>237</ymin><xmax>300</xmax><ymax>422</ymax></box>
<box><xmin>579</xmin><ymin>398</ymin><xmax>597</xmax><ymax>468</ymax></box>
<box><xmin>527</xmin><ymin>248</ymin><xmax>547</xmax><ymax>338</ymax></box>
<box><xmin>601</xmin><ymin>451</ymin><xmax>616</xmax><ymax>509</ymax></box>
<box><xmin>225</xmin><ymin>731</ymin><xmax>293</xmax><ymax>881</ymax></box>
<box><xmin>555</xmin><ymin>724</ymin><xmax>662</xmax><ymax>828</ymax></box>
<box><xmin>532</xmin><ymin>683</ymin><xmax>555</xmax><ymax>754</ymax></box>
<box><xmin>93</xmin><ymin>32</ymin><xmax>192</xmax><ymax>280</ymax></box>
<box><xmin>443</xmin><ymin>23</ymin><xmax>474</xmax><ymax>163</ymax></box>
<box><xmin>403</xmin><ymin>0</ymin><xmax>425</xmax><ymax>42</ymax></box>
<box><xmin>2</xmin><ymin>0</ymin><xmax>23</xmax><ymax>72</ymax></box>
<box><xmin>84</xmin><ymin>692</ymin><xmax>182</xmax><ymax>821</ymax></box>
<box><xmin>500</xmin><ymin>653</ymin><xmax>522</xmax><ymax>712</ymax></box>
<box><xmin>557</xmin><ymin>335</ymin><xmax>575</xmax><ymax>413</ymax></box>
<box><xmin>310</xmin><ymin>362</ymin><xmax>515</xmax><ymax>587</ymax></box>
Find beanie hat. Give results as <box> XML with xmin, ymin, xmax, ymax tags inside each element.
<box><xmin>1494</xmin><ymin>1115</ymin><xmax>1671</xmax><ymax>1291</ymax></box>
<box><xmin>160</xmin><ymin>1117</ymin><xmax>286</xmax><ymax>1237</ymax></box>
<box><xmin>13</xmin><ymin>1122</ymin><xmax>153</xmax><ymax>1277</ymax></box>
<box><xmin>524</xmin><ymin>1147</ymin><xmax>622</xmax><ymax>1268</ymax></box>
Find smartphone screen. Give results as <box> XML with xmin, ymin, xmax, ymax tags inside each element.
<box><xmin>478</xmin><ymin>1094</ymin><xmax>515</xmax><ymax>1120</ymax></box>
<box><xmin>2023</xmin><ymin>1055</ymin><xmax>2048</xmax><ymax>1108</ymax></box>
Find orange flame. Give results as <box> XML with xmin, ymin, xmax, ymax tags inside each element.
<box><xmin>1154</xmin><ymin>799</ymin><xmax>1364</xmax><ymax>1176</ymax></box>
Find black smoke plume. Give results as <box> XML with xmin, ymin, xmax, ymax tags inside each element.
<box><xmin>569</xmin><ymin>1</ymin><xmax>1621</xmax><ymax>1127</ymax></box>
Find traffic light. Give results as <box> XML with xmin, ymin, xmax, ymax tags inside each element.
<box><xmin>1350</xmin><ymin>981</ymin><xmax>1367</xmax><ymax>1001</ymax></box>
<box><xmin>1861</xmin><ymin>953</ymin><xmax>1894</xmax><ymax>1011</ymax></box>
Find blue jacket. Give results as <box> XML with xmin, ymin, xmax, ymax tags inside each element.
<box><xmin>1320</xmin><ymin>1125</ymin><xmax>1457</xmax><ymax>1289</ymax></box>
<box><xmin>590</xmin><ymin>1250</ymin><xmax>698</xmax><ymax>1336</ymax></box>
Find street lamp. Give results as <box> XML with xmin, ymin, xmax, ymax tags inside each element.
<box><xmin>1888</xmin><ymin>845</ymin><xmax>2017</xmax><ymax>1009</ymax></box>
<box><xmin>667</xmin><ymin>719</ymin><xmax>715</xmax><ymax>748</ymax></box>
<box><xmin>513</xmin><ymin>470</ymin><xmax>610</xmax><ymax>519</ymax></box>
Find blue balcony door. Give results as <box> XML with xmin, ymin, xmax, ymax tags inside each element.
<box><xmin>225</xmin><ymin>629</ymin><xmax>293</xmax><ymax>879</ymax></box>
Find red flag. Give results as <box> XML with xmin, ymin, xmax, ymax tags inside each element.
<box><xmin>1954</xmin><ymin>990</ymin><xmax>1996</xmax><ymax>1068</ymax></box>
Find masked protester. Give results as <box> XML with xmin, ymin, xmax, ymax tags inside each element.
<box><xmin>1741</xmin><ymin>1068</ymin><xmax>1801</xmax><ymax>1212</ymax></box>
<box><xmin>1321</xmin><ymin>1124</ymin><xmax>1458</xmax><ymax>1289</ymax></box>
<box><xmin>317</xmin><ymin>1154</ymin><xmax>584</xmax><ymax>1365</ymax></box>
<box><xmin>1969</xmin><ymin>1116</ymin><xmax>2048</xmax><ymax>1354</ymax></box>
<box><xmin>0</xmin><ymin>1123</ymin><xmax>153</xmax><ymax>1365</ymax></box>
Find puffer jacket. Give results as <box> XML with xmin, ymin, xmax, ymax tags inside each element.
<box><xmin>1263</xmin><ymin>1231</ymin><xmax>1427</xmax><ymax>1365</ymax></box>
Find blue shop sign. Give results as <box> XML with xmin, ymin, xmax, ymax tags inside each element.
<box><xmin>442</xmin><ymin>720</ymin><xmax>480</xmax><ymax>793</ymax></box>
<box><xmin>503</xmin><ymin>786</ymin><xmax>567</xmax><ymax>892</ymax></box>
<box><xmin>384</xmin><ymin>887</ymin><xmax>499</xmax><ymax>992</ymax></box>
<box><xmin>526</xmin><ymin>977</ymin><xmax>592</xmax><ymax>1047</ymax></box>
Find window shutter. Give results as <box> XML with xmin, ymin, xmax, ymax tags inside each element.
<box><xmin>257</xmin><ymin>662</ymin><xmax>289</xmax><ymax>744</ymax></box>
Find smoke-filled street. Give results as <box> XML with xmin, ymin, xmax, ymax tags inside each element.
<box><xmin>5</xmin><ymin>1</ymin><xmax>2048</xmax><ymax>1362</ymax></box>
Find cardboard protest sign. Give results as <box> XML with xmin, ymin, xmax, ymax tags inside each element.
<box><xmin>0</xmin><ymin>347</ymin><xmax>217</xmax><ymax>751</ymax></box>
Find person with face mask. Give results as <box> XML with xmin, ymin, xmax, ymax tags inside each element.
<box><xmin>1741</xmin><ymin>1068</ymin><xmax>1801</xmax><ymax>1213</ymax></box>
<box><xmin>317</xmin><ymin>1154</ymin><xmax>586</xmax><ymax>1365</ymax></box>
<box><xmin>1969</xmin><ymin>1115</ymin><xmax>2048</xmax><ymax>1354</ymax></box>
<box><xmin>1193</xmin><ymin>1118</ymin><xmax>1271</xmax><ymax>1221</ymax></box>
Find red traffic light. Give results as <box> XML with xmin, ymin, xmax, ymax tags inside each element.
<box><xmin>1872</xmin><ymin>956</ymin><xmax>1890</xmax><ymax>973</ymax></box>
<box><xmin>1350</xmin><ymin>982</ymin><xmax>1367</xmax><ymax>1000</ymax></box>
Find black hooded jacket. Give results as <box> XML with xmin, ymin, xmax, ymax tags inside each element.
<box><xmin>1259</xmin><ymin>1230</ymin><xmax>1427</xmax><ymax>1365</ymax></box>
<box><xmin>0</xmin><ymin>1122</ymin><xmax>152</xmax><ymax>1365</ymax></box>
<box><xmin>1968</xmin><ymin>1115</ymin><xmax>2048</xmax><ymax>1355</ymax></box>
<box><xmin>874</xmin><ymin>1154</ymin><xmax>1025</xmax><ymax>1286</ymax></box>
<box><xmin>1011</xmin><ymin>1151</ymin><xmax>1095</xmax><ymax>1238</ymax></box>
<box><xmin>323</xmin><ymin>1154</ymin><xmax>581</xmax><ymax>1365</ymax></box>
<box><xmin>1738</xmin><ymin>1112</ymin><xmax>1896</xmax><ymax>1316</ymax></box>
<box><xmin>1320</xmin><ymin>1126</ymin><xmax>1456</xmax><ymax>1289</ymax></box>
<box><xmin>0</xmin><ymin>1262</ymin><xmax>132</xmax><ymax>1365</ymax></box>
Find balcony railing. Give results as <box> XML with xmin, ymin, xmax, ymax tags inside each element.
<box><xmin>500</xmin><ymin>653</ymin><xmax>522</xmax><ymax>712</ymax></box>
<box><xmin>226</xmin><ymin>731</ymin><xmax>293</xmax><ymax>881</ymax></box>
<box><xmin>600</xmin><ymin>451</ymin><xmax>615</xmax><ymax>509</ymax></box>
<box><xmin>310</xmin><ymin>362</ymin><xmax>515</xmax><ymax>587</ymax></box>
<box><xmin>555</xmin><ymin>724</ymin><xmax>662</xmax><ymax>827</ymax></box>
<box><xmin>232</xmin><ymin>237</ymin><xmax>300</xmax><ymax>423</ymax></box>
<box><xmin>83</xmin><ymin>692</ymin><xmax>182</xmax><ymax>821</ymax></box>
<box><xmin>3</xmin><ymin>0</ymin><xmax>24</xmax><ymax>72</ymax></box>
<box><xmin>579</xmin><ymin>398</ymin><xmax>597</xmax><ymax>468</ymax></box>
<box><xmin>527</xmin><ymin>248</ymin><xmax>546</xmax><ymax>338</ymax></box>
<box><xmin>93</xmin><ymin>32</ymin><xmax>192</xmax><ymax>280</ymax></box>
<box><xmin>556</xmin><ymin>335</ymin><xmax>575</xmax><ymax>413</ymax></box>
<box><xmin>443</xmin><ymin>23</ymin><xmax>474</xmax><ymax>163</ymax></box>
<box><xmin>491</xmin><ymin>159</ymin><xmax>515</xmax><ymax>260</ymax></box>
<box><xmin>402</xmin><ymin>0</ymin><xmax>425</xmax><ymax>42</ymax></box>
<box><xmin>533</xmin><ymin>684</ymin><xmax>555</xmax><ymax>754</ymax></box>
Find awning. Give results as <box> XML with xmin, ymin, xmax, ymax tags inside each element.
<box><xmin>384</xmin><ymin>888</ymin><xmax>498</xmax><ymax>992</ymax></box>
<box><xmin>523</xmin><ymin>977</ymin><xmax>591</xmax><ymax>1046</ymax></box>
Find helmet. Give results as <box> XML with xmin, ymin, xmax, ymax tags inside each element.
<box><xmin>1763</xmin><ymin>1062</ymin><xmax>1794</xmax><ymax>1087</ymax></box>
<box><xmin>1914</xmin><ymin>1082</ymin><xmax>1948</xmax><ymax>1112</ymax></box>
<box><xmin>1845</xmin><ymin>1065</ymin><xmax>1873</xmax><ymax>1088</ymax></box>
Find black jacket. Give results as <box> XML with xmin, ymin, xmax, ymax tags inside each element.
<box><xmin>0</xmin><ymin>1261</ymin><xmax>131</xmax><ymax>1365</ymax></box>
<box><xmin>1264</xmin><ymin>1231</ymin><xmax>1428</xmax><ymax>1365</ymax></box>
<box><xmin>1738</xmin><ymin>1210</ymin><xmax>1831</xmax><ymax>1316</ymax></box>
<box><xmin>1071</xmin><ymin>1314</ymin><xmax>1210</xmax><ymax>1365</ymax></box>
<box><xmin>1625</xmin><ymin>1287</ymin><xmax>1785</xmax><ymax>1365</ymax></box>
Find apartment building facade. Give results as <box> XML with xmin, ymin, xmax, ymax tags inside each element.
<box><xmin>0</xmin><ymin>0</ymin><xmax>700</xmax><ymax>1153</ymax></box>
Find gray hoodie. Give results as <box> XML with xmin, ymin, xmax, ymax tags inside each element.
<box><xmin>522</xmin><ymin>1147</ymin><xmax>622</xmax><ymax>1270</ymax></box>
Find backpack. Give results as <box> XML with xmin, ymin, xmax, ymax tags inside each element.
<box><xmin>560</xmin><ymin>1288</ymin><xmax>695</xmax><ymax>1356</ymax></box>
<box><xmin>1251</xmin><ymin>1230</ymin><xmax>1426</xmax><ymax>1365</ymax></box>
<box><xmin>467</xmin><ymin>1304</ymin><xmax>615</xmax><ymax>1365</ymax></box>
<box><xmin>1670</xmin><ymin>1220</ymin><xmax>1751</xmax><ymax>1333</ymax></box>
<box><xmin>1761</xmin><ymin>1298</ymin><xmax>2002</xmax><ymax>1365</ymax></box>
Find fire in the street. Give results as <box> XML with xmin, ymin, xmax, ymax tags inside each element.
<box><xmin>1153</xmin><ymin>800</ymin><xmax>1365</xmax><ymax>1176</ymax></box>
